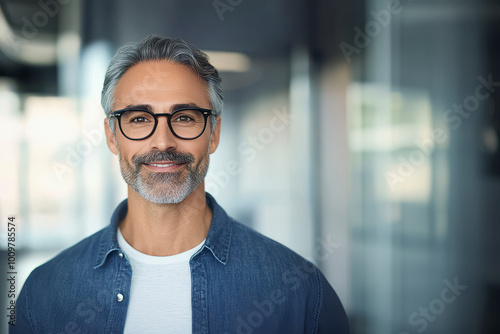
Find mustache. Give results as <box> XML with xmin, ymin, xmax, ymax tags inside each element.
<box><xmin>131</xmin><ymin>150</ymin><xmax>195</xmax><ymax>166</ymax></box>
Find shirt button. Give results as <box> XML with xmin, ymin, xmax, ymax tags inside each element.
<box><xmin>117</xmin><ymin>293</ymin><xmax>124</xmax><ymax>302</ymax></box>
<box><xmin>118</xmin><ymin>252</ymin><xmax>124</xmax><ymax>259</ymax></box>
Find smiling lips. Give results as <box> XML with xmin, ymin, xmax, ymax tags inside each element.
<box><xmin>143</xmin><ymin>161</ymin><xmax>185</xmax><ymax>172</ymax></box>
<box><xmin>147</xmin><ymin>162</ymin><xmax>179</xmax><ymax>167</ymax></box>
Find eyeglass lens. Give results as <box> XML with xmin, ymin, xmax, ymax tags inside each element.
<box><xmin>120</xmin><ymin>109</ymin><xmax>207</xmax><ymax>139</ymax></box>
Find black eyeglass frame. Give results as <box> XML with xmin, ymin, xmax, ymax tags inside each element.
<box><xmin>110</xmin><ymin>107</ymin><xmax>214</xmax><ymax>140</ymax></box>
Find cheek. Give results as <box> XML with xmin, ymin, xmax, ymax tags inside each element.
<box><xmin>194</xmin><ymin>139</ymin><xmax>212</xmax><ymax>156</ymax></box>
<box><xmin>116</xmin><ymin>139</ymin><xmax>145</xmax><ymax>160</ymax></box>
<box><xmin>180</xmin><ymin>132</ymin><xmax>212</xmax><ymax>155</ymax></box>
<box><xmin>182</xmin><ymin>143</ymin><xmax>207</xmax><ymax>159</ymax></box>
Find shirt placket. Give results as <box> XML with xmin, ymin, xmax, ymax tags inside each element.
<box><xmin>105</xmin><ymin>250</ymin><xmax>132</xmax><ymax>334</ymax></box>
<box><xmin>191</xmin><ymin>253</ymin><xmax>209</xmax><ymax>333</ymax></box>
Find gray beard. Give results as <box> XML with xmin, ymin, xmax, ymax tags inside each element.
<box><xmin>117</xmin><ymin>147</ymin><xmax>209</xmax><ymax>204</ymax></box>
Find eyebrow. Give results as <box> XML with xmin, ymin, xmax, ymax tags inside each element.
<box><xmin>123</xmin><ymin>103</ymin><xmax>202</xmax><ymax>112</ymax></box>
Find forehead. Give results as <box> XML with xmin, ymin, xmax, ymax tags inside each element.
<box><xmin>113</xmin><ymin>60</ymin><xmax>209</xmax><ymax>110</ymax></box>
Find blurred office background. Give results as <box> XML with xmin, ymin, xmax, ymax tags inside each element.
<box><xmin>0</xmin><ymin>0</ymin><xmax>499</xmax><ymax>333</ymax></box>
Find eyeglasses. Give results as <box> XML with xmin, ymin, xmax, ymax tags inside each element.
<box><xmin>110</xmin><ymin>107</ymin><xmax>213</xmax><ymax>140</ymax></box>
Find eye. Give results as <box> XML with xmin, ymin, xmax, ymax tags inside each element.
<box><xmin>131</xmin><ymin>116</ymin><xmax>149</xmax><ymax>123</ymax></box>
<box><xmin>173</xmin><ymin>115</ymin><xmax>195</xmax><ymax>123</ymax></box>
<box><xmin>122</xmin><ymin>111</ymin><xmax>154</xmax><ymax>124</ymax></box>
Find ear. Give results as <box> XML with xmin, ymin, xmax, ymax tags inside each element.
<box><xmin>209</xmin><ymin>116</ymin><xmax>221</xmax><ymax>154</ymax></box>
<box><xmin>104</xmin><ymin>118</ymin><xmax>119</xmax><ymax>155</ymax></box>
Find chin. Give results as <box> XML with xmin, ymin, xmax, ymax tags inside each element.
<box><xmin>137</xmin><ymin>187</ymin><xmax>192</xmax><ymax>204</ymax></box>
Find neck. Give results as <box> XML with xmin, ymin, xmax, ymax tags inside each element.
<box><xmin>119</xmin><ymin>184</ymin><xmax>212</xmax><ymax>256</ymax></box>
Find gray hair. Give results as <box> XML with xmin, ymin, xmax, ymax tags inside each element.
<box><xmin>101</xmin><ymin>35</ymin><xmax>223</xmax><ymax>133</ymax></box>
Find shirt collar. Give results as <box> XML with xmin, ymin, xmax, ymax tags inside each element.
<box><xmin>94</xmin><ymin>192</ymin><xmax>232</xmax><ymax>269</ymax></box>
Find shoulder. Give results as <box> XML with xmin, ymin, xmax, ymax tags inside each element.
<box><xmin>14</xmin><ymin>227</ymin><xmax>115</xmax><ymax>333</ymax></box>
<box><xmin>24</xmin><ymin>227</ymin><xmax>107</xmax><ymax>286</ymax></box>
<box><xmin>226</xmin><ymin>219</ymin><xmax>350</xmax><ymax>332</ymax></box>
<box><xmin>229</xmin><ymin>219</ymin><xmax>322</xmax><ymax>292</ymax></box>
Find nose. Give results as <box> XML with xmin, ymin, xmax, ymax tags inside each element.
<box><xmin>148</xmin><ymin>115</ymin><xmax>177</xmax><ymax>151</ymax></box>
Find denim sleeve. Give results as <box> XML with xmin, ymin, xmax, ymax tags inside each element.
<box><xmin>9</xmin><ymin>281</ymin><xmax>35</xmax><ymax>334</ymax></box>
<box><xmin>316</xmin><ymin>270</ymin><xmax>350</xmax><ymax>334</ymax></box>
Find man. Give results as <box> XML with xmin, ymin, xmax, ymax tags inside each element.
<box><xmin>12</xmin><ymin>36</ymin><xmax>349</xmax><ymax>333</ymax></box>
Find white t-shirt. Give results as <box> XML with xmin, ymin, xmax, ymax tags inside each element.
<box><xmin>117</xmin><ymin>228</ymin><xmax>205</xmax><ymax>334</ymax></box>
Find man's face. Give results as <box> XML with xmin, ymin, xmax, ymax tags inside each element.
<box><xmin>104</xmin><ymin>60</ymin><xmax>221</xmax><ymax>204</ymax></box>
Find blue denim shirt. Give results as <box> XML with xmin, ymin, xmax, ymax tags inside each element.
<box><xmin>11</xmin><ymin>193</ymin><xmax>349</xmax><ymax>333</ymax></box>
